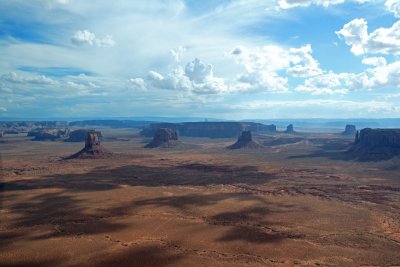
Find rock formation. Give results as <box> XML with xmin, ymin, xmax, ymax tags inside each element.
<box><xmin>69</xmin><ymin>120</ymin><xmax>152</xmax><ymax>128</ymax></box>
<box><xmin>4</xmin><ymin>129</ymin><xmax>19</xmax><ymax>134</ymax></box>
<box><xmin>66</xmin><ymin>131</ymin><xmax>112</xmax><ymax>159</ymax></box>
<box><xmin>284</xmin><ymin>124</ymin><xmax>295</xmax><ymax>134</ymax></box>
<box><xmin>227</xmin><ymin>131</ymin><xmax>263</xmax><ymax>149</ymax></box>
<box><xmin>29</xmin><ymin>128</ymin><xmax>70</xmax><ymax>141</ymax></box>
<box><xmin>145</xmin><ymin>128</ymin><xmax>180</xmax><ymax>148</ymax></box>
<box><xmin>342</xmin><ymin>124</ymin><xmax>357</xmax><ymax>135</ymax></box>
<box><xmin>0</xmin><ymin>131</ymin><xmax>3</xmax><ymax>138</ymax></box>
<box><xmin>349</xmin><ymin>128</ymin><xmax>400</xmax><ymax>161</ymax></box>
<box><xmin>64</xmin><ymin>129</ymin><xmax>102</xmax><ymax>142</ymax></box>
<box><xmin>140</xmin><ymin>122</ymin><xmax>276</xmax><ymax>138</ymax></box>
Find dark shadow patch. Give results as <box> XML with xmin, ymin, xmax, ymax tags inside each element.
<box><xmin>208</xmin><ymin>207</ymin><xmax>304</xmax><ymax>244</ymax></box>
<box><xmin>309</xmin><ymin>138</ymin><xmax>353</xmax><ymax>150</ymax></box>
<box><xmin>1</xmin><ymin>163</ymin><xmax>277</xmax><ymax>193</ymax></box>
<box><xmin>133</xmin><ymin>192</ymin><xmax>266</xmax><ymax>211</ymax></box>
<box><xmin>288</xmin><ymin>138</ymin><xmax>355</xmax><ymax>161</ymax></box>
<box><xmin>5</xmin><ymin>192</ymin><xmax>129</xmax><ymax>242</ymax></box>
<box><xmin>89</xmin><ymin>244</ymin><xmax>184</xmax><ymax>267</ymax></box>
<box><xmin>0</xmin><ymin>231</ymin><xmax>24</xmax><ymax>249</ymax></box>
<box><xmin>288</xmin><ymin>150</ymin><xmax>354</xmax><ymax>161</ymax></box>
<box><xmin>264</xmin><ymin>137</ymin><xmax>304</xmax><ymax>146</ymax></box>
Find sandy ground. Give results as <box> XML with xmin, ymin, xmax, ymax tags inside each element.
<box><xmin>1</xmin><ymin>130</ymin><xmax>399</xmax><ymax>267</ymax></box>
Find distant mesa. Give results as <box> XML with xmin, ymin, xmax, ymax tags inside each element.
<box><xmin>66</xmin><ymin>130</ymin><xmax>112</xmax><ymax>159</ymax></box>
<box><xmin>69</xmin><ymin>119</ymin><xmax>152</xmax><ymax>129</ymax></box>
<box><xmin>342</xmin><ymin>124</ymin><xmax>357</xmax><ymax>136</ymax></box>
<box><xmin>28</xmin><ymin>128</ymin><xmax>70</xmax><ymax>141</ymax></box>
<box><xmin>145</xmin><ymin>128</ymin><xmax>180</xmax><ymax>148</ymax></box>
<box><xmin>64</xmin><ymin>129</ymin><xmax>102</xmax><ymax>142</ymax></box>
<box><xmin>284</xmin><ymin>124</ymin><xmax>295</xmax><ymax>134</ymax></box>
<box><xmin>349</xmin><ymin>128</ymin><xmax>400</xmax><ymax>161</ymax></box>
<box><xmin>227</xmin><ymin>131</ymin><xmax>263</xmax><ymax>149</ymax></box>
<box><xmin>141</xmin><ymin>122</ymin><xmax>276</xmax><ymax>139</ymax></box>
<box><xmin>4</xmin><ymin>129</ymin><xmax>19</xmax><ymax>134</ymax></box>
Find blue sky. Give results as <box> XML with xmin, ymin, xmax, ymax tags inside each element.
<box><xmin>1</xmin><ymin>0</ymin><xmax>400</xmax><ymax>119</ymax></box>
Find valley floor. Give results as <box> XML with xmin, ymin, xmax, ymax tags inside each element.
<box><xmin>1</xmin><ymin>130</ymin><xmax>399</xmax><ymax>267</ymax></box>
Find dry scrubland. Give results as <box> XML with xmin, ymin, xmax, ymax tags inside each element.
<box><xmin>1</xmin><ymin>128</ymin><xmax>400</xmax><ymax>267</ymax></box>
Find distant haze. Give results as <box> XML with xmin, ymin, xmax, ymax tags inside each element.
<box><xmin>1</xmin><ymin>117</ymin><xmax>400</xmax><ymax>130</ymax></box>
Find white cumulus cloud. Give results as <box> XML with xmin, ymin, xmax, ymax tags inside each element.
<box><xmin>386</xmin><ymin>0</ymin><xmax>400</xmax><ymax>18</ymax></box>
<box><xmin>131</xmin><ymin>58</ymin><xmax>229</xmax><ymax>95</ymax></box>
<box><xmin>336</xmin><ymin>18</ymin><xmax>400</xmax><ymax>55</ymax></box>
<box><xmin>362</xmin><ymin>56</ymin><xmax>387</xmax><ymax>67</ymax></box>
<box><xmin>296</xmin><ymin>58</ymin><xmax>400</xmax><ymax>94</ymax></box>
<box><xmin>185</xmin><ymin>58</ymin><xmax>213</xmax><ymax>83</ymax></box>
<box><xmin>230</xmin><ymin>44</ymin><xmax>321</xmax><ymax>93</ymax></box>
<box><xmin>71</xmin><ymin>30</ymin><xmax>115</xmax><ymax>47</ymax></box>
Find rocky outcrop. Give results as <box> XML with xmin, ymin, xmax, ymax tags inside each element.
<box><xmin>32</xmin><ymin>131</ymin><xmax>58</xmax><ymax>141</ymax></box>
<box><xmin>227</xmin><ymin>131</ymin><xmax>263</xmax><ymax>149</ymax></box>
<box><xmin>140</xmin><ymin>122</ymin><xmax>276</xmax><ymax>138</ymax></box>
<box><xmin>145</xmin><ymin>128</ymin><xmax>180</xmax><ymax>148</ymax></box>
<box><xmin>284</xmin><ymin>124</ymin><xmax>295</xmax><ymax>134</ymax></box>
<box><xmin>350</xmin><ymin>128</ymin><xmax>400</xmax><ymax>161</ymax></box>
<box><xmin>64</xmin><ymin>129</ymin><xmax>102</xmax><ymax>142</ymax></box>
<box><xmin>0</xmin><ymin>131</ymin><xmax>3</xmax><ymax>138</ymax></box>
<box><xmin>29</xmin><ymin>128</ymin><xmax>70</xmax><ymax>141</ymax></box>
<box><xmin>244</xmin><ymin>123</ymin><xmax>276</xmax><ymax>133</ymax></box>
<box><xmin>66</xmin><ymin>131</ymin><xmax>112</xmax><ymax>159</ymax></box>
<box><xmin>342</xmin><ymin>124</ymin><xmax>356</xmax><ymax>135</ymax></box>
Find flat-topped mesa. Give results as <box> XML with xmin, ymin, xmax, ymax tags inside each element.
<box><xmin>140</xmin><ymin>122</ymin><xmax>276</xmax><ymax>139</ymax></box>
<box><xmin>350</xmin><ymin>128</ymin><xmax>400</xmax><ymax>161</ymax></box>
<box><xmin>145</xmin><ymin>128</ymin><xmax>180</xmax><ymax>148</ymax></box>
<box><xmin>28</xmin><ymin>128</ymin><xmax>70</xmax><ymax>141</ymax></box>
<box><xmin>66</xmin><ymin>131</ymin><xmax>112</xmax><ymax>159</ymax></box>
<box><xmin>342</xmin><ymin>124</ymin><xmax>356</xmax><ymax>135</ymax></box>
<box><xmin>227</xmin><ymin>130</ymin><xmax>263</xmax><ymax>149</ymax></box>
<box><xmin>284</xmin><ymin>124</ymin><xmax>295</xmax><ymax>134</ymax></box>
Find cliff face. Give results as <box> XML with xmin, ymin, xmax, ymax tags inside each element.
<box><xmin>244</xmin><ymin>123</ymin><xmax>276</xmax><ymax>132</ymax></box>
<box><xmin>29</xmin><ymin>128</ymin><xmax>70</xmax><ymax>141</ymax></box>
<box><xmin>227</xmin><ymin>131</ymin><xmax>263</xmax><ymax>149</ymax></box>
<box><xmin>145</xmin><ymin>128</ymin><xmax>180</xmax><ymax>148</ymax></box>
<box><xmin>140</xmin><ymin>122</ymin><xmax>276</xmax><ymax>138</ymax></box>
<box><xmin>64</xmin><ymin>129</ymin><xmax>102</xmax><ymax>142</ymax></box>
<box><xmin>85</xmin><ymin>131</ymin><xmax>101</xmax><ymax>148</ymax></box>
<box><xmin>66</xmin><ymin>131</ymin><xmax>111</xmax><ymax>159</ymax></box>
<box><xmin>284</xmin><ymin>124</ymin><xmax>295</xmax><ymax>133</ymax></box>
<box><xmin>355</xmin><ymin>128</ymin><xmax>400</xmax><ymax>146</ymax></box>
<box><xmin>179</xmin><ymin>122</ymin><xmax>244</xmax><ymax>138</ymax></box>
<box><xmin>350</xmin><ymin>128</ymin><xmax>400</xmax><ymax>161</ymax></box>
<box><xmin>342</xmin><ymin>124</ymin><xmax>356</xmax><ymax>135</ymax></box>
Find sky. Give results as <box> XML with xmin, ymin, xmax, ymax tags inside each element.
<box><xmin>0</xmin><ymin>0</ymin><xmax>400</xmax><ymax>119</ymax></box>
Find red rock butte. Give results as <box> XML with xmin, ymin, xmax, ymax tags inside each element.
<box><xmin>66</xmin><ymin>130</ymin><xmax>112</xmax><ymax>159</ymax></box>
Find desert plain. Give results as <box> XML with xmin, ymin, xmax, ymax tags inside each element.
<box><xmin>1</xmin><ymin>128</ymin><xmax>400</xmax><ymax>267</ymax></box>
